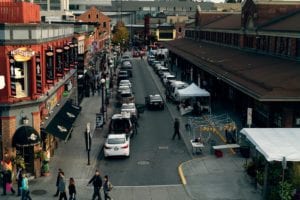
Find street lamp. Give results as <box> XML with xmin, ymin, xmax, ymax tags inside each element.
<box><xmin>101</xmin><ymin>78</ymin><xmax>106</xmax><ymax>122</ymax></box>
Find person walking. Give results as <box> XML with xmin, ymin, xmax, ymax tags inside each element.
<box><xmin>172</xmin><ymin>118</ymin><xmax>181</xmax><ymax>140</ymax></box>
<box><xmin>68</xmin><ymin>177</ymin><xmax>76</xmax><ymax>200</ymax></box>
<box><xmin>54</xmin><ymin>168</ymin><xmax>63</xmax><ymax>197</ymax></box>
<box><xmin>58</xmin><ymin>171</ymin><xmax>67</xmax><ymax>200</ymax></box>
<box><xmin>103</xmin><ymin>175</ymin><xmax>113</xmax><ymax>200</ymax></box>
<box><xmin>5</xmin><ymin>169</ymin><xmax>16</xmax><ymax>195</ymax></box>
<box><xmin>21</xmin><ymin>171</ymin><xmax>32</xmax><ymax>200</ymax></box>
<box><xmin>16</xmin><ymin>166</ymin><xmax>23</xmax><ymax>196</ymax></box>
<box><xmin>87</xmin><ymin>170</ymin><xmax>102</xmax><ymax>200</ymax></box>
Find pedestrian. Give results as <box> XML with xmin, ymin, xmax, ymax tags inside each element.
<box><xmin>103</xmin><ymin>175</ymin><xmax>113</xmax><ymax>200</ymax></box>
<box><xmin>68</xmin><ymin>177</ymin><xmax>76</xmax><ymax>200</ymax></box>
<box><xmin>1</xmin><ymin>155</ymin><xmax>13</xmax><ymax>196</ymax></box>
<box><xmin>87</xmin><ymin>170</ymin><xmax>102</xmax><ymax>200</ymax></box>
<box><xmin>5</xmin><ymin>169</ymin><xmax>16</xmax><ymax>195</ymax></box>
<box><xmin>172</xmin><ymin>118</ymin><xmax>181</xmax><ymax>140</ymax></box>
<box><xmin>16</xmin><ymin>166</ymin><xmax>24</xmax><ymax>196</ymax></box>
<box><xmin>21</xmin><ymin>171</ymin><xmax>32</xmax><ymax>200</ymax></box>
<box><xmin>54</xmin><ymin>168</ymin><xmax>63</xmax><ymax>197</ymax></box>
<box><xmin>58</xmin><ymin>171</ymin><xmax>67</xmax><ymax>200</ymax></box>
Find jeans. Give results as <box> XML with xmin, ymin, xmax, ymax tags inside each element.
<box><xmin>104</xmin><ymin>191</ymin><xmax>111</xmax><ymax>200</ymax></box>
<box><xmin>21</xmin><ymin>189</ymin><xmax>32</xmax><ymax>200</ymax></box>
<box><xmin>92</xmin><ymin>186</ymin><xmax>101</xmax><ymax>200</ymax></box>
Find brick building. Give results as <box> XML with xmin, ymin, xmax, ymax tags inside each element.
<box><xmin>0</xmin><ymin>1</ymin><xmax>82</xmax><ymax>177</ymax></box>
<box><xmin>164</xmin><ymin>0</ymin><xmax>300</xmax><ymax>128</ymax></box>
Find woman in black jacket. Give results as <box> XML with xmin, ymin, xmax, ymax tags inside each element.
<box><xmin>68</xmin><ymin>177</ymin><xmax>76</xmax><ymax>200</ymax></box>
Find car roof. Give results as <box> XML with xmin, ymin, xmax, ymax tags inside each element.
<box><xmin>107</xmin><ymin>134</ymin><xmax>127</xmax><ymax>139</ymax></box>
<box><xmin>112</xmin><ymin>112</ymin><xmax>131</xmax><ymax>119</ymax></box>
<box><xmin>120</xmin><ymin>80</ymin><xmax>130</xmax><ymax>83</ymax></box>
<box><xmin>122</xmin><ymin>103</ymin><xmax>135</xmax><ymax>107</ymax></box>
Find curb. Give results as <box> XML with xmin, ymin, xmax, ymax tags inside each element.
<box><xmin>178</xmin><ymin>158</ymin><xmax>206</xmax><ymax>200</ymax></box>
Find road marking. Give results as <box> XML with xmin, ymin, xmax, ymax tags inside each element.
<box><xmin>115</xmin><ymin>184</ymin><xmax>182</xmax><ymax>188</ymax></box>
<box><xmin>178</xmin><ymin>163</ymin><xmax>187</xmax><ymax>185</ymax></box>
<box><xmin>137</xmin><ymin>160</ymin><xmax>150</xmax><ymax>165</ymax></box>
<box><xmin>158</xmin><ymin>146</ymin><xmax>169</xmax><ymax>150</ymax></box>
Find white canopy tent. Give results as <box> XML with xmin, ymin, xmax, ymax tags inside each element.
<box><xmin>176</xmin><ymin>83</ymin><xmax>210</xmax><ymax>99</ymax></box>
<box><xmin>240</xmin><ymin>128</ymin><xmax>300</xmax><ymax>162</ymax></box>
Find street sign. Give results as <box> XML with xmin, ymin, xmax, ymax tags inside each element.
<box><xmin>247</xmin><ymin>107</ymin><xmax>252</xmax><ymax>127</ymax></box>
<box><xmin>96</xmin><ymin>113</ymin><xmax>104</xmax><ymax>128</ymax></box>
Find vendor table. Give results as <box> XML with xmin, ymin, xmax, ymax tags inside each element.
<box><xmin>191</xmin><ymin>139</ymin><xmax>204</xmax><ymax>154</ymax></box>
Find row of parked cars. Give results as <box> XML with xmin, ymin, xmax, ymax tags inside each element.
<box><xmin>147</xmin><ymin>54</ymin><xmax>189</xmax><ymax>103</ymax></box>
<box><xmin>104</xmin><ymin>53</ymin><xmax>137</xmax><ymax>158</ymax></box>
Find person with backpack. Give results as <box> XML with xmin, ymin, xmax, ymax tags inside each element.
<box><xmin>87</xmin><ymin>170</ymin><xmax>103</xmax><ymax>200</ymax></box>
<box><xmin>103</xmin><ymin>175</ymin><xmax>113</xmax><ymax>200</ymax></box>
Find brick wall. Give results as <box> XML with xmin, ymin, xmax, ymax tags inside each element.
<box><xmin>1</xmin><ymin>116</ymin><xmax>16</xmax><ymax>156</ymax></box>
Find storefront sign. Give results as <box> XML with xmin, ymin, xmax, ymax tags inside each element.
<box><xmin>36</xmin><ymin>55</ymin><xmax>42</xmax><ymax>94</ymax></box>
<box><xmin>9</xmin><ymin>56</ymin><xmax>16</xmax><ymax>96</ymax></box>
<box><xmin>11</xmin><ymin>47</ymin><xmax>35</xmax><ymax>62</ymax></box>
<box><xmin>55</xmin><ymin>48</ymin><xmax>64</xmax><ymax>77</ymax></box>
<box><xmin>45</xmin><ymin>50</ymin><xmax>54</xmax><ymax>83</ymax></box>
<box><xmin>63</xmin><ymin>45</ymin><xmax>70</xmax><ymax>71</ymax></box>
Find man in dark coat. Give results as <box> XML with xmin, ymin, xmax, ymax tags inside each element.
<box><xmin>88</xmin><ymin>170</ymin><xmax>103</xmax><ymax>200</ymax></box>
<box><xmin>54</xmin><ymin>168</ymin><xmax>63</xmax><ymax>197</ymax></box>
<box><xmin>172</xmin><ymin>118</ymin><xmax>181</xmax><ymax>140</ymax></box>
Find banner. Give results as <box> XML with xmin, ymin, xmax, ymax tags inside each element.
<box><xmin>55</xmin><ymin>48</ymin><xmax>64</xmax><ymax>77</ymax></box>
<box><xmin>45</xmin><ymin>50</ymin><xmax>54</xmax><ymax>83</ymax></box>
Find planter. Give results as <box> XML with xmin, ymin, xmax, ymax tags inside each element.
<box><xmin>42</xmin><ymin>172</ymin><xmax>50</xmax><ymax>177</ymax></box>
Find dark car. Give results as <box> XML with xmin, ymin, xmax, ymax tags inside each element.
<box><xmin>120</xmin><ymin>60</ymin><xmax>133</xmax><ymax>77</ymax></box>
<box><xmin>117</xmin><ymin>70</ymin><xmax>129</xmax><ymax>84</ymax></box>
<box><xmin>145</xmin><ymin>94</ymin><xmax>165</xmax><ymax>110</ymax></box>
<box><xmin>108</xmin><ymin>112</ymin><xmax>134</xmax><ymax>137</ymax></box>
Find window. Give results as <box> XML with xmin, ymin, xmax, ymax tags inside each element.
<box><xmin>96</xmin><ymin>14</ymin><xmax>98</xmax><ymax>19</ymax></box>
<box><xmin>12</xmin><ymin>61</ymin><xmax>29</xmax><ymax>98</ymax></box>
<box><xmin>103</xmin><ymin>22</ymin><xmax>106</xmax><ymax>28</ymax></box>
<box><xmin>178</xmin><ymin>27</ymin><xmax>182</xmax><ymax>33</ymax></box>
<box><xmin>88</xmin><ymin>14</ymin><xmax>90</xmax><ymax>19</ymax></box>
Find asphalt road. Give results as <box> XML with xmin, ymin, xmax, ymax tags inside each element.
<box><xmin>96</xmin><ymin>56</ymin><xmax>191</xmax><ymax>186</ymax></box>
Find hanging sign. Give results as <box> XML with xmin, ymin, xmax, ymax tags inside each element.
<box><xmin>45</xmin><ymin>50</ymin><xmax>54</xmax><ymax>83</ymax></box>
<box><xmin>36</xmin><ymin>55</ymin><xmax>42</xmax><ymax>94</ymax></box>
<box><xmin>63</xmin><ymin>45</ymin><xmax>70</xmax><ymax>71</ymax></box>
<box><xmin>55</xmin><ymin>48</ymin><xmax>64</xmax><ymax>77</ymax></box>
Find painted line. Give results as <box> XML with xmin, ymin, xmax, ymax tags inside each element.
<box><xmin>178</xmin><ymin>163</ymin><xmax>187</xmax><ymax>185</ymax></box>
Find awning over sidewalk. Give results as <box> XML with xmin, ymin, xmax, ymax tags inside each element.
<box><xmin>240</xmin><ymin>128</ymin><xmax>300</xmax><ymax>162</ymax></box>
<box><xmin>43</xmin><ymin>101</ymin><xmax>81</xmax><ymax>142</ymax></box>
<box><xmin>12</xmin><ymin>126</ymin><xmax>41</xmax><ymax>147</ymax></box>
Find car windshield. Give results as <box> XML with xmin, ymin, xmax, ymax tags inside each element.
<box><xmin>107</xmin><ymin>138</ymin><xmax>126</xmax><ymax>144</ymax></box>
<box><xmin>122</xmin><ymin>104</ymin><xmax>135</xmax><ymax>109</ymax></box>
<box><xmin>111</xmin><ymin>119</ymin><xmax>130</xmax><ymax>132</ymax></box>
<box><xmin>121</xmin><ymin>93</ymin><xmax>132</xmax><ymax>98</ymax></box>
<box><xmin>151</xmin><ymin>95</ymin><xmax>162</xmax><ymax>101</ymax></box>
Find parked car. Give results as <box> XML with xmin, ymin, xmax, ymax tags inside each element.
<box><xmin>145</xmin><ymin>94</ymin><xmax>165</xmax><ymax>110</ymax></box>
<box><xmin>117</xmin><ymin>85</ymin><xmax>131</xmax><ymax>98</ymax></box>
<box><xmin>104</xmin><ymin>134</ymin><xmax>130</xmax><ymax>158</ymax></box>
<box><xmin>117</xmin><ymin>70</ymin><xmax>129</xmax><ymax>84</ymax></box>
<box><xmin>119</xmin><ymin>79</ymin><xmax>132</xmax><ymax>88</ymax></box>
<box><xmin>163</xmin><ymin>74</ymin><xmax>176</xmax><ymax>85</ymax></box>
<box><xmin>108</xmin><ymin>112</ymin><xmax>134</xmax><ymax>137</ymax></box>
<box><xmin>121</xmin><ymin>103</ymin><xmax>138</xmax><ymax>118</ymax></box>
<box><xmin>120</xmin><ymin>60</ymin><xmax>133</xmax><ymax>77</ymax></box>
<box><xmin>132</xmin><ymin>50</ymin><xmax>140</xmax><ymax>57</ymax></box>
<box><xmin>119</xmin><ymin>89</ymin><xmax>135</xmax><ymax>105</ymax></box>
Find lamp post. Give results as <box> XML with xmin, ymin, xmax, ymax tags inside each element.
<box><xmin>100</xmin><ymin>78</ymin><xmax>106</xmax><ymax>122</ymax></box>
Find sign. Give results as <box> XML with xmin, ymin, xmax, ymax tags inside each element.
<box><xmin>96</xmin><ymin>113</ymin><xmax>104</xmax><ymax>128</ymax></box>
<box><xmin>45</xmin><ymin>50</ymin><xmax>54</xmax><ymax>83</ymax></box>
<box><xmin>247</xmin><ymin>107</ymin><xmax>252</xmax><ymax>127</ymax></box>
<box><xmin>9</xmin><ymin>56</ymin><xmax>16</xmax><ymax>96</ymax></box>
<box><xmin>55</xmin><ymin>48</ymin><xmax>64</xmax><ymax>77</ymax></box>
<box><xmin>11</xmin><ymin>47</ymin><xmax>35</xmax><ymax>62</ymax></box>
<box><xmin>36</xmin><ymin>55</ymin><xmax>42</xmax><ymax>94</ymax></box>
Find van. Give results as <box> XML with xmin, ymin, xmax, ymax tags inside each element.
<box><xmin>166</xmin><ymin>80</ymin><xmax>188</xmax><ymax>102</ymax></box>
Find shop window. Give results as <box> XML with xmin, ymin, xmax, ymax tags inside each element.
<box><xmin>178</xmin><ymin>27</ymin><xmax>182</xmax><ymax>33</ymax></box>
<box><xmin>103</xmin><ymin>22</ymin><xmax>106</xmax><ymax>28</ymax></box>
<box><xmin>88</xmin><ymin>14</ymin><xmax>90</xmax><ymax>19</ymax></box>
<box><xmin>12</xmin><ymin>61</ymin><xmax>29</xmax><ymax>98</ymax></box>
<box><xmin>96</xmin><ymin>14</ymin><xmax>98</xmax><ymax>19</ymax></box>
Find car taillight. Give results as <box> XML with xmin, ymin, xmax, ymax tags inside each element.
<box><xmin>121</xmin><ymin>144</ymin><xmax>129</xmax><ymax>149</ymax></box>
<box><xmin>104</xmin><ymin>145</ymin><xmax>112</xmax><ymax>149</ymax></box>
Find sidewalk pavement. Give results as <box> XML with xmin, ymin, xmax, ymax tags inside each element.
<box><xmin>145</xmin><ymin>57</ymin><xmax>263</xmax><ymax>200</ymax></box>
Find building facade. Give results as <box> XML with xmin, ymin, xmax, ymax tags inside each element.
<box><xmin>0</xmin><ymin>1</ymin><xmax>82</xmax><ymax>177</ymax></box>
<box><xmin>164</xmin><ymin>0</ymin><xmax>300</xmax><ymax>128</ymax></box>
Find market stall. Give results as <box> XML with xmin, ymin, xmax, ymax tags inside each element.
<box><xmin>175</xmin><ymin>83</ymin><xmax>211</xmax><ymax>115</ymax></box>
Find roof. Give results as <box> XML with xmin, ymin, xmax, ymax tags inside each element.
<box><xmin>163</xmin><ymin>38</ymin><xmax>300</xmax><ymax>101</ymax></box>
<box><xmin>107</xmin><ymin>134</ymin><xmax>126</xmax><ymax>139</ymax></box>
<box><xmin>176</xmin><ymin>83</ymin><xmax>210</xmax><ymax>99</ymax></box>
<box><xmin>241</xmin><ymin>128</ymin><xmax>300</xmax><ymax>162</ymax></box>
<box><xmin>260</xmin><ymin>10</ymin><xmax>300</xmax><ymax>32</ymax></box>
<box><xmin>203</xmin><ymin>13</ymin><xmax>241</xmax><ymax>30</ymax></box>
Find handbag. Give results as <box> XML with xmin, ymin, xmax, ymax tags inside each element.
<box><xmin>6</xmin><ymin>182</ymin><xmax>12</xmax><ymax>191</ymax></box>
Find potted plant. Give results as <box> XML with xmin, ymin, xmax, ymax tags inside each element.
<box><xmin>13</xmin><ymin>155</ymin><xmax>26</xmax><ymax>170</ymax></box>
<box><xmin>41</xmin><ymin>160</ymin><xmax>50</xmax><ymax>176</ymax></box>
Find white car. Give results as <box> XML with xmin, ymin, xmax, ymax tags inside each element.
<box><xmin>119</xmin><ymin>80</ymin><xmax>132</xmax><ymax>88</ymax></box>
<box><xmin>104</xmin><ymin>134</ymin><xmax>130</xmax><ymax>158</ymax></box>
<box><xmin>121</xmin><ymin>103</ymin><xmax>138</xmax><ymax>118</ymax></box>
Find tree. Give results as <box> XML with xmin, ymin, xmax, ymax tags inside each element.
<box><xmin>112</xmin><ymin>21</ymin><xmax>129</xmax><ymax>47</ymax></box>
